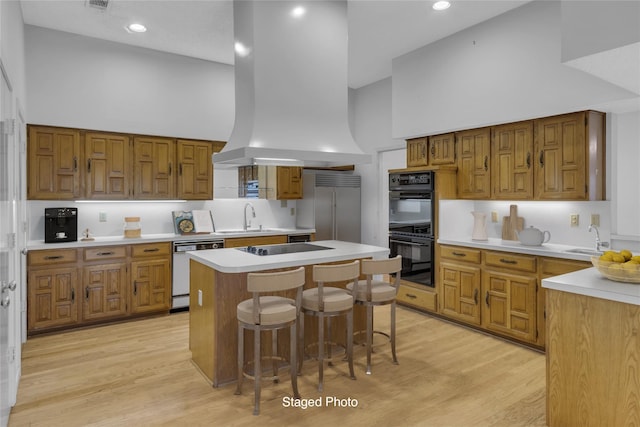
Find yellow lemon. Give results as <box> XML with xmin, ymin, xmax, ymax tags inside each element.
<box><xmin>623</xmin><ymin>260</ymin><xmax>639</xmax><ymax>269</ymax></box>
<box><xmin>631</xmin><ymin>255</ymin><xmax>640</xmax><ymax>263</ymax></box>
<box><xmin>620</xmin><ymin>249</ymin><xmax>633</xmax><ymax>261</ymax></box>
<box><xmin>603</xmin><ymin>250</ymin><xmax>617</xmax><ymax>257</ymax></box>
<box><xmin>600</xmin><ymin>253</ymin><xmax>614</xmax><ymax>262</ymax></box>
<box><xmin>612</xmin><ymin>254</ymin><xmax>626</xmax><ymax>263</ymax></box>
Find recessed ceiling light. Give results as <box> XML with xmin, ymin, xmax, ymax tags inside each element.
<box><xmin>433</xmin><ymin>1</ymin><xmax>451</xmax><ymax>11</ymax></box>
<box><xmin>291</xmin><ymin>6</ymin><xmax>306</xmax><ymax>18</ymax></box>
<box><xmin>127</xmin><ymin>23</ymin><xmax>147</xmax><ymax>33</ymax></box>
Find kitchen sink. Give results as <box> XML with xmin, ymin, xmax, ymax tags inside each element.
<box><xmin>564</xmin><ymin>248</ymin><xmax>602</xmax><ymax>256</ymax></box>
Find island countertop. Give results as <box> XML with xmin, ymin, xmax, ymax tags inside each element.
<box><xmin>187</xmin><ymin>240</ymin><xmax>390</xmax><ymax>273</ymax></box>
<box><xmin>542</xmin><ymin>267</ymin><xmax>640</xmax><ymax>306</ymax></box>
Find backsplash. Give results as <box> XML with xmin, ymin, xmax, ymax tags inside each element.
<box><xmin>439</xmin><ymin>200</ymin><xmax>613</xmax><ymax>250</ymax></box>
<box><xmin>27</xmin><ymin>199</ymin><xmax>297</xmax><ymax>242</ymax></box>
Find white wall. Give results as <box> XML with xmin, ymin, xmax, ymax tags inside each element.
<box><xmin>25</xmin><ymin>25</ymin><xmax>234</xmax><ymax>141</ymax></box>
<box><xmin>391</xmin><ymin>0</ymin><xmax>637</xmax><ymax>139</ymax></box>
<box><xmin>611</xmin><ymin>111</ymin><xmax>640</xmax><ymax>240</ymax></box>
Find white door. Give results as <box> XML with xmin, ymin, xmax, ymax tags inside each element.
<box><xmin>0</xmin><ymin>64</ymin><xmax>18</xmax><ymax>427</ymax></box>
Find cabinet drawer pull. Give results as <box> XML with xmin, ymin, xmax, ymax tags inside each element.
<box><xmin>404</xmin><ymin>293</ymin><xmax>417</xmax><ymax>300</ymax></box>
<box><xmin>451</xmin><ymin>252</ymin><xmax>466</xmax><ymax>257</ymax></box>
<box><xmin>44</xmin><ymin>255</ymin><xmax>63</xmax><ymax>260</ymax></box>
<box><xmin>499</xmin><ymin>258</ymin><xmax>517</xmax><ymax>265</ymax></box>
<box><xmin>96</xmin><ymin>251</ymin><xmax>114</xmax><ymax>256</ymax></box>
<box><xmin>485</xmin><ymin>291</ymin><xmax>490</xmax><ymax>306</ymax></box>
<box><xmin>473</xmin><ymin>288</ymin><xmax>478</xmax><ymax>305</ymax></box>
<box><xmin>143</xmin><ymin>248</ymin><xmax>160</xmax><ymax>253</ymax></box>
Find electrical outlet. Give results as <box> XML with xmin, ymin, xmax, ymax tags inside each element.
<box><xmin>290</xmin><ymin>207</ymin><xmax>295</xmax><ymax>216</ymax></box>
<box><xmin>491</xmin><ymin>211</ymin><xmax>498</xmax><ymax>223</ymax></box>
<box><xmin>590</xmin><ymin>214</ymin><xmax>600</xmax><ymax>227</ymax></box>
<box><xmin>99</xmin><ymin>212</ymin><xmax>107</xmax><ymax>222</ymax></box>
<box><xmin>570</xmin><ymin>213</ymin><xmax>579</xmax><ymax>227</ymax></box>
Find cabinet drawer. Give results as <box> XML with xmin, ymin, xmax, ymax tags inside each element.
<box><xmin>131</xmin><ymin>242</ymin><xmax>171</xmax><ymax>258</ymax></box>
<box><xmin>84</xmin><ymin>246</ymin><xmax>127</xmax><ymax>261</ymax></box>
<box><xmin>28</xmin><ymin>249</ymin><xmax>78</xmax><ymax>265</ymax></box>
<box><xmin>540</xmin><ymin>257</ymin><xmax>590</xmax><ymax>277</ymax></box>
<box><xmin>396</xmin><ymin>284</ymin><xmax>437</xmax><ymax>311</ymax></box>
<box><xmin>484</xmin><ymin>251</ymin><xmax>536</xmax><ymax>273</ymax></box>
<box><xmin>440</xmin><ymin>246</ymin><xmax>481</xmax><ymax>264</ymax></box>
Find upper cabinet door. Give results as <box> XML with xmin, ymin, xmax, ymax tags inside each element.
<box><xmin>406</xmin><ymin>138</ymin><xmax>428</xmax><ymax>167</ymax></box>
<box><xmin>85</xmin><ymin>132</ymin><xmax>131</xmax><ymax>200</ymax></box>
<box><xmin>534</xmin><ymin>111</ymin><xmax>604</xmax><ymax>200</ymax></box>
<box><xmin>28</xmin><ymin>125</ymin><xmax>81</xmax><ymax>200</ymax></box>
<box><xmin>491</xmin><ymin>121</ymin><xmax>534</xmax><ymax>200</ymax></box>
<box><xmin>456</xmin><ymin>128</ymin><xmax>491</xmax><ymax>199</ymax></box>
<box><xmin>428</xmin><ymin>133</ymin><xmax>456</xmax><ymax>165</ymax></box>
<box><xmin>275</xmin><ymin>166</ymin><xmax>303</xmax><ymax>200</ymax></box>
<box><xmin>177</xmin><ymin>139</ymin><xmax>213</xmax><ymax>200</ymax></box>
<box><xmin>133</xmin><ymin>136</ymin><xmax>175</xmax><ymax>199</ymax></box>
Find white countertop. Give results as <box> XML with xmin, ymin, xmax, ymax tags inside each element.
<box><xmin>187</xmin><ymin>240</ymin><xmax>390</xmax><ymax>273</ymax></box>
<box><xmin>27</xmin><ymin>228</ymin><xmax>315</xmax><ymax>251</ymax></box>
<box><xmin>542</xmin><ymin>267</ymin><xmax>640</xmax><ymax>306</ymax></box>
<box><xmin>438</xmin><ymin>237</ymin><xmax>597</xmax><ymax>262</ymax></box>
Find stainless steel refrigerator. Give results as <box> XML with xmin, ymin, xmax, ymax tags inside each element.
<box><xmin>297</xmin><ymin>172</ymin><xmax>361</xmax><ymax>243</ymax></box>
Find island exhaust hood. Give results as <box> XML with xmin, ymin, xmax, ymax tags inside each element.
<box><xmin>213</xmin><ymin>0</ymin><xmax>371</xmax><ymax>168</ymax></box>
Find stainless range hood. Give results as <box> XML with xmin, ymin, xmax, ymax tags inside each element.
<box><xmin>213</xmin><ymin>0</ymin><xmax>371</xmax><ymax>168</ymax></box>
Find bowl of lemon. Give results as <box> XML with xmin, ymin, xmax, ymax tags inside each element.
<box><xmin>591</xmin><ymin>250</ymin><xmax>640</xmax><ymax>283</ymax></box>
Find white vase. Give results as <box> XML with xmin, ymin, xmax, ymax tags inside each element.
<box><xmin>471</xmin><ymin>211</ymin><xmax>488</xmax><ymax>241</ymax></box>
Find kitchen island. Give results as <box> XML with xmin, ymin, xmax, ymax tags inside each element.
<box><xmin>187</xmin><ymin>240</ymin><xmax>389</xmax><ymax>386</ymax></box>
<box><xmin>542</xmin><ymin>268</ymin><xmax>640</xmax><ymax>426</ymax></box>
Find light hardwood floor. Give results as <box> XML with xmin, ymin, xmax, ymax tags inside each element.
<box><xmin>10</xmin><ymin>307</ymin><xmax>546</xmax><ymax>427</ymax></box>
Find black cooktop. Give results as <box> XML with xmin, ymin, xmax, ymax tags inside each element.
<box><xmin>237</xmin><ymin>242</ymin><xmax>332</xmax><ymax>256</ymax></box>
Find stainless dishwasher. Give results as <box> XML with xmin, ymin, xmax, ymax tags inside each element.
<box><xmin>172</xmin><ymin>239</ymin><xmax>224</xmax><ymax>310</ymax></box>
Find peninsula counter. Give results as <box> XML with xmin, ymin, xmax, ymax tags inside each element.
<box><xmin>187</xmin><ymin>240</ymin><xmax>389</xmax><ymax>386</ymax></box>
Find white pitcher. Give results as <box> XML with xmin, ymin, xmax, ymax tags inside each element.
<box><xmin>471</xmin><ymin>211</ymin><xmax>488</xmax><ymax>241</ymax></box>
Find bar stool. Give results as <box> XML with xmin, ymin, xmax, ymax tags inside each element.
<box><xmin>235</xmin><ymin>266</ymin><xmax>305</xmax><ymax>415</ymax></box>
<box><xmin>298</xmin><ymin>260</ymin><xmax>360</xmax><ymax>392</ymax></box>
<box><xmin>346</xmin><ymin>255</ymin><xmax>402</xmax><ymax>375</ymax></box>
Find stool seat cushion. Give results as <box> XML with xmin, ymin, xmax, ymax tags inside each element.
<box><xmin>237</xmin><ymin>296</ymin><xmax>296</xmax><ymax>326</ymax></box>
<box><xmin>302</xmin><ymin>286</ymin><xmax>353</xmax><ymax>312</ymax></box>
<box><xmin>346</xmin><ymin>280</ymin><xmax>396</xmax><ymax>303</ymax></box>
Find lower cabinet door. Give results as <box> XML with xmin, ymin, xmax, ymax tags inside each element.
<box><xmin>130</xmin><ymin>258</ymin><xmax>171</xmax><ymax>313</ymax></box>
<box><xmin>28</xmin><ymin>267</ymin><xmax>79</xmax><ymax>332</ymax></box>
<box><xmin>82</xmin><ymin>262</ymin><xmax>128</xmax><ymax>321</ymax></box>
<box><xmin>482</xmin><ymin>269</ymin><xmax>537</xmax><ymax>343</ymax></box>
<box><xmin>440</xmin><ymin>262</ymin><xmax>481</xmax><ymax>325</ymax></box>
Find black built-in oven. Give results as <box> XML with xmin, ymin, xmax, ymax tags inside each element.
<box><xmin>388</xmin><ymin>171</ymin><xmax>435</xmax><ymax>287</ymax></box>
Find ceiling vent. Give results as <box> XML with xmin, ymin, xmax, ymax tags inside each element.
<box><xmin>85</xmin><ymin>0</ymin><xmax>110</xmax><ymax>11</ymax></box>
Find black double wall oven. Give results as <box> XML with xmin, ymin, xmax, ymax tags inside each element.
<box><xmin>389</xmin><ymin>171</ymin><xmax>435</xmax><ymax>287</ymax></box>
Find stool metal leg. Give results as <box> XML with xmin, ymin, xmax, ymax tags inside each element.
<box><xmin>347</xmin><ymin>309</ymin><xmax>355</xmax><ymax>380</ymax></box>
<box><xmin>318</xmin><ymin>313</ymin><xmax>324</xmax><ymax>392</ymax></box>
<box><xmin>366</xmin><ymin>304</ymin><xmax>373</xmax><ymax>375</ymax></box>
<box><xmin>391</xmin><ymin>301</ymin><xmax>398</xmax><ymax>365</ymax></box>
<box><xmin>253</xmin><ymin>327</ymin><xmax>261</xmax><ymax>416</ymax></box>
<box><xmin>235</xmin><ymin>323</ymin><xmax>244</xmax><ymax>395</ymax></box>
<box><xmin>297</xmin><ymin>313</ymin><xmax>304</xmax><ymax>375</ymax></box>
<box><xmin>290</xmin><ymin>322</ymin><xmax>300</xmax><ymax>399</ymax></box>
<box><xmin>272</xmin><ymin>330</ymin><xmax>279</xmax><ymax>383</ymax></box>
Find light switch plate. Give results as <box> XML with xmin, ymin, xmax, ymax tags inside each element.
<box><xmin>99</xmin><ymin>212</ymin><xmax>107</xmax><ymax>222</ymax></box>
<box><xmin>590</xmin><ymin>214</ymin><xmax>600</xmax><ymax>227</ymax></box>
<box><xmin>570</xmin><ymin>213</ymin><xmax>579</xmax><ymax>227</ymax></box>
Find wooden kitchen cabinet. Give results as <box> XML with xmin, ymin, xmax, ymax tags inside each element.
<box><xmin>406</xmin><ymin>137</ymin><xmax>428</xmax><ymax>167</ymax></box>
<box><xmin>130</xmin><ymin>242</ymin><xmax>171</xmax><ymax>314</ymax></box>
<box><xmin>396</xmin><ymin>282</ymin><xmax>437</xmax><ymax>312</ymax></box>
<box><xmin>428</xmin><ymin>133</ymin><xmax>456</xmax><ymax>165</ymax></box>
<box><xmin>456</xmin><ymin>127</ymin><xmax>491</xmax><ymax>199</ymax></box>
<box><xmin>85</xmin><ymin>132</ymin><xmax>131</xmax><ymax>200</ymax></box>
<box><xmin>27</xmin><ymin>249</ymin><xmax>80</xmax><ymax>333</ymax></box>
<box><xmin>534</xmin><ymin>110</ymin><xmax>605</xmax><ymax>200</ymax></box>
<box><xmin>238</xmin><ymin>166</ymin><xmax>303</xmax><ymax>200</ymax></box>
<box><xmin>439</xmin><ymin>246</ymin><xmax>482</xmax><ymax>325</ymax></box>
<box><xmin>27</xmin><ymin>125</ymin><xmax>81</xmax><ymax>200</ymax></box>
<box><xmin>82</xmin><ymin>246</ymin><xmax>128</xmax><ymax>321</ymax></box>
<box><xmin>491</xmin><ymin>121</ymin><xmax>534</xmax><ymax>199</ymax></box>
<box><xmin>482</xmin><ymin>251</ymin><xmax>537</xmax><ymax>344</ymax></box>
<box><xmin>274</xmin><ymin>166</ymin><xmax>303</xmax><ymax>199</ymax></box>
<box><xmin>133</xmin><ymin>136</ymin><xmax>176</xmax><ymax>199</ymax></box>
<box><xmin>223</xmin><ymin>235</ymin><xmax>288</xmax><ymax>248</ymax></box>
<box><xmin>177</xmin><ymin>139</ymin><xmax>224</xmax><ymax>200</ymax></box>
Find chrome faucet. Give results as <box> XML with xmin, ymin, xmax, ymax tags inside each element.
<box><xmin>243</xmin><ymin>202</ymin><xmax>256</xmax><ymax>231</ymax></box>
<box><xmin>588</xmin><ymin>224</ymin><xmax>609</xmax><ymax>252</ymax></box>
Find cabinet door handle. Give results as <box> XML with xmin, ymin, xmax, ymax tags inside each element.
<box><xmin>133</xmin><ymin>281</ymin><xmax>137</xmax><ymax>295</ymax></box>
<box><xmin>484</xmin><ymin>156</ymin><xmax>488</xmax><ymax>171</ymax></box>
<box><xmin>179</xmin><ymin>163</ymin><xmax>183</xmax><ymax>176</ymax></box>
<box><xmin>473</xmin><ymin>288</ymin><xmax>478</xmax><ymax>305</ymax></box>
<box><xmin>539</xmin><ymin>151</ymin><xmax>544</xmax><ymax>168</ymax></box>
<box><xmin>431</xmin><ymin>145</ymin><xmax>435</xmax><ymax>156</ymax></box>
<box><xmin>499</xmin><ymin>258</ymin><xmax>517</xmax><ymax>265</ymax></box>
<box><xmin>143</xmin><ymin>248</ymin><xmax>159</xmax><ymax>253</ymax></box>
<box><xmin>485</xmin><ymin>291</ymin><xmax>490</xmax><ymax>306</ymax></box>
<box><xmin>44</xmin><ymin>255</ymin><xmax>63</xmax><ymax>260</ymax></box>
<box><xmin>87</xmin><ymin>158</ymin><xmax>91</xmax><ymax>173</ymax></box>
<box><xmin>73</xmin><ymin>156</ymin><xmax>78</xmax><ymax>172</ymax></box>
<box><xmin>96</xmin><ymin>251</ymin><xmax>114</xmax><ymax>256</ymax></box>
<box><xmin>526</xmin><ymin>152</ymin><xmax>531</xmax><ymax>169</ymax></box>
<box><xmin>71</xmin><ymin>288</ymin><xmax>75</xmax><ymax>302</ymax></box>
<box><xmin>451</xmin><ymin>252</ymin><xmax>466</xmax><ymax>257</ymax></box>
<box><xmin>85</xmin><ymin>286</ymin><xmax>89</xmax><ymax>300</ymax></box>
